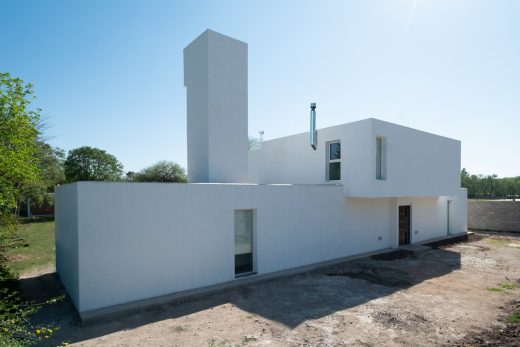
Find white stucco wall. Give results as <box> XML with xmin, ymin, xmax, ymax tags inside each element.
<box><xmin>55</xmin><ymin>183</ymin><xmax>79</xmax><ymax>308</ymax></box>
<box><xmin>395</xmin><ymin>189</ymin><xmax>467</xmax><ymax>244</ymax></box>
<box><xmin>55</xmin><ymin>181</ymin><xmax>465</xmax><ymax>314</ymax></box>
<box><xmin>449</xmin><ymin>188</ymin><xmax>468</xmax><ymax>236</ymax></box>
<box><xmin>249</xmin><ymin>118</ymin><xmax>461</xmax><ymax>198</ymax></box>
<box><xmin>367</xmin><ymin>119</ymin><xmax>461</xmax><ymax>198</ymax></box>
<box><xmin>184</xmin><ymin>30</ymin><xmax>249</xmax><ymax>183</ymax></box>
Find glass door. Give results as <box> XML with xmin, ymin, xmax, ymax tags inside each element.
<box><xmin>235</xmin><ymin>210</ymin><xmax>254</xmax><ymax>276</ymax></box>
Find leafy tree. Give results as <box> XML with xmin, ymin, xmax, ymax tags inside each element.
<box><xmin>0</xmin><ymin>73</ymin><xmax>41</xmax><ymax>229</ymax></box>
<box><xmin>18</xmin><ymin>142</ymin><xmax>65</xmax><ymax>213</ymax></box>
<box><xmin>64</xmin><ymin>146</ymin><xmax>123</xmax><ymax>182</ymax></box>
<box><xmin>125</xmin><ymin>171</ymin><xmax>136</xmax><ymax>181</ymax></box>
<box><xmin>248</xmin><ymin>136</ymin><xmax>262</xmax><ymax>150</ymax></box>
<box><xmin>133</xmin><ymin>161</ymin><xmax>187</xmax><ymax>183</ymax></box>
<box><xmin>0</xmin><ymin>73</ymin><xmax>61</xmax><ymax>346</ymax></box>
<box><xmin>461</xmin><ymin>168</ymin><xmax>520</xmax><ymax>199</ymax></box>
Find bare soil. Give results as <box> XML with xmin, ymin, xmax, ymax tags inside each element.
<box><xmin>21</xmin><ymin>232</ymin><xmax>520</xmax><ymax>346</ymax></box>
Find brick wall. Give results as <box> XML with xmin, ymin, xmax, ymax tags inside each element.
<box><xmin>468</xmin><ymin>200</ymin><xmax>520</xmax><ymax>232</ymax></box>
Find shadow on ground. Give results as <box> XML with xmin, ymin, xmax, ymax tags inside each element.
<box><xmin>23</xmin><ymin>247</ymin><xmax>461</xmax><ymax>345</ymax></box>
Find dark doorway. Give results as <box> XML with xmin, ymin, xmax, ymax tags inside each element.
<box><xmin>399</xmin><ymin>205</ymin><xmax>411</xmax><ymax>245</ymax></box>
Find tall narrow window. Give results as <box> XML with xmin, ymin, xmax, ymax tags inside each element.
<box><xmin>447</xmin><ymin>200</ymin><xmax>452</xmax><ymax>235</ymax></box>
<box><xmin>235</xmin><ymin>209</ymin><xmax>254</xmax><ymax>276</ymax></box>
<box><xmin>376</xmin><ymin>136</ymin><xmax>386</xmax><ymax>180</ymax></box>
<box><xmin>327</xmin><ymin>141</ymin><xmax>341</xmax><ymax>181</ymax></box>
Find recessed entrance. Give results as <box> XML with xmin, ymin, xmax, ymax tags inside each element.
<box><xmin>235</xmin><ymin>209</ymin><xmax>254</xmax><ymax>276</ymax></box>
<box><xmin>398</xmin><ymin>205</ymin><xmax>411</xmax><ymax>245</ymax></box>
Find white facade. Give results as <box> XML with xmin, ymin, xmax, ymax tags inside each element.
<box><xmin>248</xmin><ymin>118</ymin><xmax>461</xmax><ymax>198</ymax></box>
<box><xmin>184</xmin><ymin>30</ymin><xmax>248</xmax><ymax>183</ymax></box>
<box><xmin>55</xmin><ymin>29</ymin><xmax>468</xmax><ymax>318</ymax></box>
<box><xmin>56</xmin><ymin>182</ymin><xmax>466</xmax><ymax>314</ymax></box>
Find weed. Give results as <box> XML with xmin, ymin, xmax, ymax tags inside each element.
<box><xmin>241</xmin><ymin>336</ymin><xmax>257</xmax><ymax>345</ymax></box>
<box><xmin>499</xmin><ymin>282</ymin><xmax>520</xmax><ymax>290</ymax></box>
<box><xmin>506</xmin><ymin>313</ymin><xmax>520</xmax><ymax>324</ymax></box>
<box><xmin>355</xmin><ymin>339</ymin><xmax>375</xmax><ymax>347</ymax></box>
<box><xmin>207</xmin><ymin>338</ymin><xmax>232</xmax><ymax>347</ymax></box>
<box><xmin>487</xmin><ymin>287</ymin><xmax>503</xmax><ymax>292</ymax></box>
<box><xmin>487</xmin><ymin>281</ymin><xmax>520</xmax><ymax>292</ymax></box>
<box><xmin>173</xmin><ymin>325</ymin><xmax>185</xmax><ymax>333</ymax></box>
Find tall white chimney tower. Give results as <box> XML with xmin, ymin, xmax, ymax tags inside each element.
<box><xmin>184</xmin><ymin>30</ymin><xmax>248</xmax><ymax>183</ymax></box>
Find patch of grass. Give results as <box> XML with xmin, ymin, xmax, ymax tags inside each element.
<box><xmin>487</xmin><ymin>287</ymin><xmax>504</xmax><ymax>292</ymax></box>
<box><xmin>487</xmin><ymin>281</ymin><xmax>520</xmax><ymax>292</ymax></box>
<box><xmin>507</xmin><ymin>313</ymin><xmax>520</xmax><ymax>324</ymax></box>
<box><xmin>3</xmin><ymin>221</ymin><xmax>55</xmax><ymax>276</ymax></box>
<box><xmin>499</xmin><ymin>282</ymin><xmax>520</xmax><ymax>290</ymax></box>
<box><xmin>487</xmin><ymin>238</ymin><xmax>510</xmax><ymax>247</ymax></box>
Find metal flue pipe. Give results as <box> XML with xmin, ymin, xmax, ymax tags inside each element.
<box><xmin>310</xmin><ymin>103</ymin><xmax>317</xmax><ymax>150</ymax></box>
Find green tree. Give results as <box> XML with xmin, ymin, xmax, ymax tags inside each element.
<box><xmin>64</xmin><ymin>146</ymin><xmax>123</xmax><ymax>182</ymax></box>
<box><xmin>133</xmin><ymin>161</ymin><xmax>187</xmax><ymax>182</ymax></box>
<box><xmin>248</xmin><ymin>136</ymin><xmax>261</xmax><ymax>150</ymax></box>
<box><xmin>18</xmin><ymin>142</ymin><xmax>65</xmax><ymax>214</ymax></box>
<box><xmin>461</xmin><ymin>169</ymin><xmax>520</xmax><ymax>199</ymax></box>
<box><xmin>0</xmin><ymin>73</ymin><xmax>61</xmax><ymax>346</ymax></box>
<box><xmin>0</xmin><ymin>73</ymin><xmax>41</xmax><ymax>229</ymax></box>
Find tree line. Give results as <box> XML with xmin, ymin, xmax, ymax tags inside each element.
<box><xmin>461</xmin><ymin>168</ymin><xmax>520</xmax><ymax>199</ymax></box>
<box><xmin>12</xmin><ymin>145</ymin><xmax>187</xmax><ymax>216</ymax></box>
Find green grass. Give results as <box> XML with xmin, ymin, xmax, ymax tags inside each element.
<box><xmin>487</xmin><ymin>281</ymin><xmax>520</xmax><ymax>292</ymax></box>
<box><xmin>487</xmin><ymin>287</ymin><xmax>503</xmax><ymax>292</ymax></box>
<box><xmin>499</xmin><ymin>282</ymin><xmax>520</xmax><ymax>290</ymax></box>
<box><xmin>507</xmin><ymin>313</ymin><xmax>520</xmax><ymax>324</ymax></box>
<box><xmin>3</xmin><ymin>221</ymin><xmax>55</xmax><ymax>276</ymax></box>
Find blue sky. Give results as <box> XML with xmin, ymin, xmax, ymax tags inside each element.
<box><xmin>2</xmin><ymin>0</ymin><xmax>519</xmax><ymax>177</ymax></box>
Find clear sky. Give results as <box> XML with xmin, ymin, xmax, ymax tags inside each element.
<box><xmin>2</xmin><ymin>0</ymin><xmax>519</xmax><ymax>177</ymax></box>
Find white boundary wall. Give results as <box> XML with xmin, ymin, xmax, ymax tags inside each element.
<box><xmin>55</xmin><ymin>182</ymin><xmax>466</xmax><ymax>315</ymax></box>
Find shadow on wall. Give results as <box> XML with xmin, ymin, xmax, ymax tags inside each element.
<box><xmin>24</xmin><ymin>247</ymin><xmax>461</xmax><ymax>344</ymax></box>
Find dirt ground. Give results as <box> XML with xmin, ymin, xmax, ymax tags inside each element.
<box><xmin>22</xmin><ymin>232</ymin><xmax>520</xmax><ymax>346</ymax></box>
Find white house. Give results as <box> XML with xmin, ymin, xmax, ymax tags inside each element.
<box><xmin>55</xmin><ymin>30</ymin><xmax>467</xmax><ymax>319</ymax></box>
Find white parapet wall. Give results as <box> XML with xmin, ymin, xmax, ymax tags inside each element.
<box><xmin>55</xmin><ymin>182</ymin><xmax>467</xmax><ymax>316</ymax></box>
